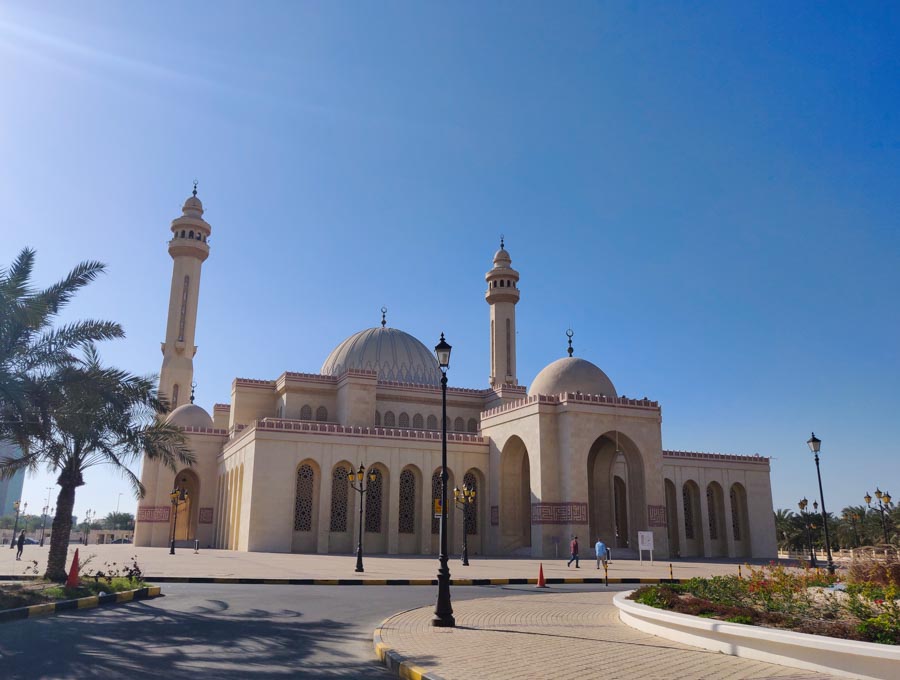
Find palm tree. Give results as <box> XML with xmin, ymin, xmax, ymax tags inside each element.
<box><xmin>0</xmin><ymin>248</ymin><xmax>122</xmax><ymax>447</ymax></box>
<box><xmin>1</xmin><ymin>345</ymin><xmax>192</xmax><ymax>580</ymax></box>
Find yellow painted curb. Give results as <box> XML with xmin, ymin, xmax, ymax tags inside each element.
<box><xmin>374</xmin><ymin>617</ymin><xmax>436</xmax><ymax>680</ymax></box>
<box><xmin>77</xmin><ymin>596</ymin><xmax>99</xmax><ymax>609</ymax></box>
<box><xmin>26</xmin><ymin>603</ymin><xmax>56</xmax><ymax>618</ymax></box>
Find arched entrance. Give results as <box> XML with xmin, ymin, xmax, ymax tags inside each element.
<box><xmin>500</xmin><ymin>436</ymin><xmax>531</xmax><ymax>554</ymax></box>
<box><xmin>664</xmin><ymin>478</ymin><xmax>680</xmax><ymax>557</ymax></box>
<box><xmin>397</xmin><ymin>465</ymin><xmax>422</xmax><ymax>554</ymax></box>
<box><xmin>587</xmin><ymin>433</ymin><xmax>645</xmax><ymax>551</ymax></box>
<box><xmin>462</xmin><ymin>468</ymin><xmax>486</xmax><ymax>556</ymax></box>
<box><xmin>172</xmin><ymin>469</ymin><xmax>199</xmax><ymax>542</ymax></box>
<box><xmin>730</xmin><ymin>482</ymin><xmax>751</xmax><ymax>557</ymax></box>
<box><xmin>682</xmin><ymin>480</ymin><xmax>704</xmax><ymax>557</ymax></box>
<box><xmin>707</xmin><ymin>482</ymin><xmax>726</xmax><ymax>557</ymax></box>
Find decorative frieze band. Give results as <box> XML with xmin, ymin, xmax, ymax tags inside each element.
<box><xmin>137</xmin><ymin>506</ymin><xmax>171</xmax><ymax>523</ymax></box>
<box><xmin>530</xmin><ymin>502</ymin><xmax>588</xmax><ymax>525</ymax></box>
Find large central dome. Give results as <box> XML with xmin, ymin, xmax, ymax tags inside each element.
<box><xmin>321</xmin><ymin>327</ymin><xmax>442</xmax><ymax>386</ymax></box>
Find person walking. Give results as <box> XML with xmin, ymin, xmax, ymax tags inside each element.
<box><xmin>594</xmin><ymin>537</ymin><xmax>608</xmax><ymax>569</ymax></box>
<box><xmin>567</xmin><ymin>535</ymin><xmax>580</xmax><ymax>568</ymax></box>
<box><xmin>16</xmin><ymin>531</ymin><xmax>25</xmax><ymax>561</ymax></box>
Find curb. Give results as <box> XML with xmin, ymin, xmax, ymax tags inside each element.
<box><xmin>119</xmin><ymin>576</ymin><xmax>685</xmax><ymax>586</ymax></box>
<box><xmin>0</xmin><ymin>585</ymin><xmax>162</xmax><ymax>623</ymax></box>
<box><xmin>374</xmin><ymin>615</ymin><xmax>445</xmax><ymax>680</ymax></box>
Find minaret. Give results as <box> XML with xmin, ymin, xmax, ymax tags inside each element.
<box><xmin>485</xmin><ymin>237</ymin><xmax>520</xmax><ymax>387</ymax></box>
<box><xmin>159</xmin><ymin>183</ymin><xmax>211</xmax><ymax>408</ymax></box>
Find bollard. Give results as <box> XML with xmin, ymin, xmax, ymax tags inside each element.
<box><xmin>603</xmin><ymin>561</ymin><xmax>608</xmax><ymax>587</ymax></box>
<box><xmin>738</xmin><ymin>564</ymin><xmax>742</xmax><ymax>579</ymax></box>
<box><xmin>194</xmin><ymin>539</ymin><xmax>199</xmax><ymax>554</ymax></box>
<box><xmin>668</xmin><ymin>563</ymin><xmax>673</xmax><ymax>581</ymax></box>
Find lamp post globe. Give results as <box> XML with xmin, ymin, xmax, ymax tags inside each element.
<box><xmin>807</xmin><ymin>433</ymin><xmax>835</xmax><ymax>574</ymax></box>
<box><xmin>432</xmin><ymin>333</ymin><xmax>455</xmax><ymax>627</ymax></box>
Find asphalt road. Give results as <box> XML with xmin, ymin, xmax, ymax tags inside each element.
<box><xmin>0</xmin><ymin>582</ymin><xmax>626</xmax><ymax>679</ymax></box>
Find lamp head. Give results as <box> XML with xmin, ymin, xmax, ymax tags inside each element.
<box><xmin>807</xmin><ymin>432</ymin><xmax>821</xmax><ymax>454</ymax></box>
<box><xmin>883</xmin><ymin>491</ymin><xmax>892</xmax><ymax>505</ymax></box>
<box><xmin>798</xmin><ymin>497</ymin><xmax>807</xmax><ymax>511</ymax></box>
<box><xmin>875</xmin><ymin>488</ymin><xmax>883</xmax><ymax>500</ymax></box>
<box><xmin>865</xmin><ymin>491</ymin><xmax>872</xmax><ymax>505</ymax></box>
<box><xmin>813</xmin><ymin>500</ymin><xmax>818</xmax><ymax>511</ymax></box>
<box><xmin>434</xmin><ymin>333</ymin><xmax>452</xmax><ymax>369</ymax></box>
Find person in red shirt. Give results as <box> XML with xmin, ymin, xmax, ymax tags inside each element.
<box><xmin>567</xmin><ymin>535</ymin><xmax>580</xmax><ymax>568</ymax></box>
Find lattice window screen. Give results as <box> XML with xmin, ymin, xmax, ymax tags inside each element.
<box><xmin>427</xmin><ymin>415</ymin><xmax>437</xmax><ymax>430</ymax></box>
<box><xmin>316</xmin><ymin>406</ymin><xmax>328</xmax><ymax>422</ymax></box>
<box><xmin>463</xmin><ymin>472</ymin><xmax>477</xmax><ymax>535</ymax></box>
<box><xmin>365</xmin><ymin>468</ymin><xmax>383</xmax><ymax>533</ymax></box>
<box><xmin>384</xmin><ymin>411</ymin><xmax>395</xmax><ymax>426</ymax></box>
<box><xmin>683</xmin><ymin>486</ymin><xmax>695</xmax><ymax>540</ymax></box>
<box><xmin>399</xmin><ymin>469</ymin><xmax>415</xmax><ymax>534</ymax></box>
<box><xmin>431</xmin><ymin>472</ymin><xmax>441</xmax><ymax>534</ymax></box>
<box><xmin>330</xmin><ymin>466</ymin><xmax>348</xmax><ymax>532</ymax></box>
<box><xmin>413</xmin><ymin>414</ymin><xmax>424</xmax><ymax>429</ymax></box>
<box><xmin>294</xmin><ymin>465</ymin><xmax>314</xmax><ymax>531</ymax></box>
<box><xmin>398</xmin><ymin>412</ymin><xmax>409</xmax><ymax>427</ymax></box>
<box><xmin>730</xmin><ymin>488</ymin><xmax>741</xmax><ymax>541</ymax></box>
<box><xmin>707</xmin><ymin>486</ymin><xmax>718</xmax><ymax>540</ymax></box>
<box><xmin>300</xmin><ymin>405</ymin><xmax>312</xmax><ymax>420</ymax></box>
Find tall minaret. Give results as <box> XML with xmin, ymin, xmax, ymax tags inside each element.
<box><xmin>485</xmin><ymin>238</ymin><xmax>520</xmax><ymax>387</ymax></box>
<box><xmin>159</xmin><ymin>184</ymin><xmax>211</xmax><ymax>408</ymax></box>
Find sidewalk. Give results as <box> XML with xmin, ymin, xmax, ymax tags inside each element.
<box><xmin>374</xmin><ymin>589</ymin><xmax>838</xmax><ymax>680</ymax></box>
<box><xmin>0</xmin><ymin>544</ymin><xmax>766</xmax><ymax>581</ymax></box>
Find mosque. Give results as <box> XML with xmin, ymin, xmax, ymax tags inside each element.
<box><xmin>134</xmin><ymin>190</ymin><xmax>777</xmax><ymax>559</ymax></box>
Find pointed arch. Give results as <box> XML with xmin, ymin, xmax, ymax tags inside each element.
<box><xmin>384</xmin><ymin>411</ymin><xmax>396</xmax><ymax>427</ymax></box>
<box><xmin>412</xmin><ymin>413</ymin><xmax>424</xmax><ymax>429</ymax></box>
<box><xmin>300</xmin><ymin>404</ymin><xmax>312</xmax><ymax>421</ymax></box>
<box><xmin>315</xmin><ymin>406</ymin><xmax>328</xmax><ymax>422</ymax></box>
<box><xmin>426</xmin><ymin>414</ymin><xmax>437</xmax><ymax>430</ymax></box>
<box><xmin>499</xmin><ymin>436</ymin><xmax>531</xmax><ymax>553</ymax></box>
<box><xmin>730</xmin><ymin>482</ymin><xmax>751</xmax><ymax>557</ymax></box>
<box><xmin>587</xmin><ymin>431</ymin><xmax>646</xmax><ymax>551</ymax></box>
<box><xmin>398</xmin><ymin>412</ymin><xmax>410</xmax><ymax>428</ymax></box>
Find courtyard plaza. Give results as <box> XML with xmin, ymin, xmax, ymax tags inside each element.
<box><xmin>0</xmin><ymin>547</ymin><xmax>845</xmax><ymax>679</ymax></box>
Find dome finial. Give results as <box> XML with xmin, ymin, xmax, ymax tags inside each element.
<box><xmin>190</xmin><ymin>382</ymin><xmax>197</xmax><ymax>404</ymax></box>
<box><xmin>192</xmin><ymin>179</ymin><xmax>198</xmax><ymax>198</ymax></box>
<box><xmin>566</xmin><ymin>328</ymin><xmax>574</xmax><ymax>357</ymax></box>
<box><xmin>381</xmin><ymin>306</ymin><xmax>387</xmax><ymax>328</ymax></box>
<box><xmin>500</xmin><ymin>234</ymin><xmax>505</xmax><ymax>249</ymax></box>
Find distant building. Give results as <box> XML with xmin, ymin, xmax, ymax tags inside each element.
<box><xmin>0</xmin><ymin>441</ymin><xmax>25</xmax><ymax>516</ymax></box>
<box><xmin>135</xmin><ymin>191</ymin><xmax>777</xmax><ymax>559</ymax></box>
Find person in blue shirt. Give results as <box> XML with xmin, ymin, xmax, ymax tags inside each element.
<box><xmin>594</xmin><ymin>538</ymin><xmax>609</xmax><ymax>570</ymax></box>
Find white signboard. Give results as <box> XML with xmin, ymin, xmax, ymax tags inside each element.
<box><xmin>638</xmin><ymin>531</ymin><xmax>654</xmax><ymax>565</ymax></box>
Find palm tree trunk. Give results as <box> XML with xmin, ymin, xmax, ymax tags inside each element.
<box><xmin>45</xmin><ymin>483</ymin><xmax>76</xmax><ymax>582</ymax></box>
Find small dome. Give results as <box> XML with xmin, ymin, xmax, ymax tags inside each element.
<box><xmin>182</xmin><ymin>195</ymin><xmax>203</xmax><ymax>216</ymax></box>
<box><xmin>493</xmin><ymin>246</ymin><xmax>511</xmax><ymax>268</ymax></box>
<box><xmin>167</xmin><ymin>403</ymin><xmax>214</xmax><ymax>429</ymax></box>
<box><xmin>322</xmin><ymin>327</ymin><xmax>442</xmax><ymax>386</ymax></box>
<box><xmin>528</xmin><ymin>357</ymin><xmax>617</xmax><ymax>398</ymax></box>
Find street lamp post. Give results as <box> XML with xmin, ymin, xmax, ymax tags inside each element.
<box><xmin>432</xmin><ymin>333</ymin><xmax>455</xmax><ymax>627</ymax></box>
<box><xmin>348</xmin><ymin>463</ymin><xmax>377</xmax><ymax>572</ymax></box>
<box><xmin>453</xmin><ymin>482</ymin><xmax>476</xmax><ymax>566</ymax></box>
<box><xmin>39</xmin><ymin>486</ymin><xmax>52</xmax><ymax>547</ymax></box>
<box><xmin>169</xmin><ymin>487</ymin><xmax>188</xmax><ymax>555</ymax></box>
<box><xmin>865</xmin><ymin>489</ymin><xmax>891</xmax><ymax>544</ymax></box>
<box><xmin>9</xmin><ymin>500</ymin><xmax>25</xmax><ymax>549</ymax></box>
<box><xmin>807</xmin><ymin>433</ymin><xmax>835</xmax><ymax>575</ymax></box>
<box><xmin>798</xmin><ymin>498</ymin><xmax>817</xmax><ymax>567</ymax></box>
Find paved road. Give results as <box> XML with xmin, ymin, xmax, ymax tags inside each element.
<box><xmin>0</xmin><ymin>582</ymin><xmax>624</xmax><ymax>679</ymax></box>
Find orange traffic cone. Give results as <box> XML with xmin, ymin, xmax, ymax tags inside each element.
<box><xmin>66</xmin><ymin>548</ymin><xmax>80</xmax><ymax>588</ymax></box>
<box><xmin>536</xmin><ymin>562</ymin><xmax>548</xmax><ymax>588</ymax></box>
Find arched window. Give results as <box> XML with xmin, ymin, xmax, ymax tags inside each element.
<box><xmin>365</xmin><ymin>468</ymin><xmax>383</xmax><ymax>533</ymax></box>
<box><xmin>300</xmin><ymin>405</ymin><xmax>312</xmax><ymax>420</ymax></box>
<box><xmin>413</xmin><ymin>414</ymin><xmax>424</xmax><ymax>429</ymax></box>
<box><xmin>172</xmin><ymin>384</ymin><xmax>180</xmax><ymax>408</ymax></box>
<box><xmin>189</xmin><ymin>230</ymin><xmax>194</xmax><ymax>239</ymax></box>
<box><xmin>293</xmin><ymin>464</ymin><xmax>314</xmax><ymax>531</ymax></box>
<box><xmin>730</xmin><ymin>487</ymin><xmax>742</xmax><ymax>541</ymax></box>
<box><xmin>683</xmin><ymin>485</ymin><xmax>695</xmax><ymax>540</ymax></box>
<box><xmin>196</xmin><ymin>232</ymin><xmax>202</xmax><ymax>240</ymax></box>
<box><xmin>374</xmin><ymin>410</ymin><xmax>381</xmax><ymax>426</ymax></box>
<box><xmin>427</xmin><ymin>415</ymin><xmax>438</xmax><ymax>430</ymax></box>
<box><xmin>316</xmin><ymin>406</ymin><xmax>327</xmax><ymax>422</ymax></box>
<box><xmin>330</xmin><ymin>466</ymin><xmax>348</xmax><ymax>532</ymax></box>
<box><xmin>707</xmin><ymin>485</ymin><xmax>718</xmax><ymax>540</ymax></box>
<box><xmin>398</xmin><ymin>412</ymin><xmax>409</xmax><ymax>428</ymax></box>
<box><xmin>463</xmin><ymin>471</ymin><xmax>477</xmax><ymax>535</ymax></box>
<box><xmin>384</xmin><ymin>411</ymin><xmax>396</xmax><ymax>427</ymax></box>
<box><xmin>180</xmin><ymin>230</ymin><xmax>186</xmax><ymax>238</ymax></box>
<box><xmin>499</xmin><ymin>280</ymin><xmax>505</xmax><ymax>287</ymax></box>
<box><xmin>431</xmin><ymin>471</ymin><xmax>441</xmax><ymax>535</ymax></box>
<box><xmin>467</xmin><ymin>418</ymin><xmax>478</xmax><ymax>433</ymax></box>
<box><xmin>399</xmin><ymin>469</ymin><xmax>415</xmax><ymax>534</ymax></box>
<box><xmin>454</xmin><ymin>417</ymin><xmax>465</xmax><ymax>432</ymax></box>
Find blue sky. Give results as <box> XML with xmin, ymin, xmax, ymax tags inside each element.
<box><xmin>1</xmin><ymin>1</ymin><xmax>897</xmax><ymax>524</ymax></box>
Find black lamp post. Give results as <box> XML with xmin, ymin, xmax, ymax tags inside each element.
<box><xmin>349</xmin><ymin>463</ymin><xmax>377</xmax><ymax>573</ymax></box>
<box><xmin>453</xmin><ymin>482</ymin><xmax>476</xmax><ymax>566</ymax></box>
<box><xmin>798</xmin><ymin>497</ymin><xmax>817</xmax><ymax>567</ymax></box>
<box><xmin>432</xmin><ymin>333</ymin><xmax>455</xmax><ymax>627</ymax></box>
<box><xmin>169</xmin><ymin>486</ymin><xmax>188</xmax><ymax>555</ymax></box>
<box><xmin>807</xmin><ymin>433</ymin><xmax>835</xmax><ymax>574</ymax></box>
<box><xmin>9</xmin><ymin>500</ymin><xmax>25</xmax><ymax>549</ymax></box>
<box><xmin>865</xmin><ymin>489</ymin><xmax>891</xmax><ymax>544</ymax></box>
<box><xmin>83</xmin><ymin>509</ymin><xmax>91</xmax><ymax>545</ymax></box>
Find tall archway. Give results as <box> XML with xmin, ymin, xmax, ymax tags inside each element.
<box><xmin>463</xmin><ymin>468</ymin><xmax>485</xmax><ymax>556</ymax></box>
<box><xmin>706</xmin><ymin>482</ymin><xmax>726</xmax><ymax>557</ymax></box>
<box><xmin>664</xmin><ymin>478</ymin><xmax>680</xmax><ymax>557</ymax></box>
<box><xmin>329</xmin><ymin>461</ymin><xmax>353</xmax><ymax>553</ymax></box>
<box><xmin>397</xmin><ymin>465</ymin><xmax>422</xmax><ymax>554</ymax></box>
<box><xmin>291</xmin><ymin>460</ymin><xmax>320</xmax><ymax>553</ymax></box>
<box><xmin>172</xmin><ymin>469</ymin><xmax>200</xmax><ymax>542</ymax></box>
<box><xmin>430</xmin><ymin>466</ymin><xmax>456</xmax><ymax>554</ymax></box>
<box><xmin>499</xmin><ymin>436</ymin><xmax>531</xmax><ymax>554</ymax></box>
<box><xmin>587</xmin><ymin>433</ymin><xmax>645</xmax><ymax>551</ymax></box>
<box><xmin>365</xmin><ymin>464</ymin><xmax>389</xmax><ymax>553</ymax></box>
<box><xmin>730</xmin><ymin>482</ymin><xmax>751</xmax><ymax>557</ymax></box>
<box><xmin>682</xmin><ymin>480</ymin><xmax>704</xmax><ymax>557</ymax></box>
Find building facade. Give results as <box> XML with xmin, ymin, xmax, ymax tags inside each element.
<box><xmin>0</xmin><ymin>441</ymin><xmax>25</xmax><ymax>517</ymax></box>
<box><xmin>135</xmin><ymin>192</ymin><xmax>777</xmax><ymax>559</ymax></box>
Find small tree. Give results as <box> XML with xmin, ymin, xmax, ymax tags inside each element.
<box><xmin>1</xmin><ymin>346</ymin><xmax>193</xmax><ymax>580</ymax></box>
<box><xmin>103</xmin><ymin>511</ymin><xmax>135</xmax><ymax>530</ymax></box>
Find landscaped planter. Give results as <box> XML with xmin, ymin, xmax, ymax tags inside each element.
<box><xmin>613</xmin><ymin>590</ymin><xmax>900</xmax><ymax>680</ymax></box>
